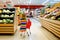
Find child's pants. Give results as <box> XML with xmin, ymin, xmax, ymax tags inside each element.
<box><xmin>26</xmin><ymin>29</ymin><xmax>31</xmax><ymax>36</ymax></box>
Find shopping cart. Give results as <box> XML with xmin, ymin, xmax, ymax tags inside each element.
<box><xmin>20</xmin><ymin>19</ymin><xmax>27</xmax><ymax>38</ymax></box>
<box><xmin>20</xmin><ymin>18</ymin><xmax>31</xmax><ymax>37</ymax></box>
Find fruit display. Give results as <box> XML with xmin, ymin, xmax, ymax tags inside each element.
<box><xmin>0</xmin><ymin>8</ymin><xmax>17</xmax><ymax>34</ymax></box>
<box><xmin>3</xmin><ymin>9</ymin><xmax>10</xmax><ymax>13</ymax></box>
<box><xmin>0</xmin><ymin>18</ymin><xmax>14</xmax><ymax>24</ymax></box>
<box><xmin>0</xmin><ymin>14</ymin><xmax>14</xmax><ymax>18</ymax></box>
<box><xmin>40</xmin><ymin>3</ymin><xmax>60</xmax><ymax>21</ymax></box>
<box><xmin>0</xmin><ymin>8</ymin><xmax>15</xmax><ymax>24</ymax></box>
<box><xmin>1</xmin><ymin>15</ymin><xmax>9</xmax><ymax>17</ymax></box>
<box><xmin>10</xmin><ymin>14</ymin><xmax>14</xmax><ymax>17</ymax></box>
<box><xmin>0</xmin><ymin>19</ymin><xmax>13</xmax><ymax>23</ymax></box>
<box><xmin>45</xmin><ymin>8</ymin><xmax>60</xmax><ymax>20</ymax></box>
<box><xmin>3</xmin><ymin>8</ymin><xmax>15</xmax><ymax>13</ymax></box>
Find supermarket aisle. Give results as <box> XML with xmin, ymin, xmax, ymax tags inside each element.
<box><xmin>26</xmin><ymin>18</ymin><xmax>59</xmax><ymax>40</ymax></box>
<box><xmin>0</xmin><ymin>18</ymin><xmax>59</xmax><ymax>40</ymax></box>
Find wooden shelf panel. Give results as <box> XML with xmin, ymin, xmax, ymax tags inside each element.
<box><xmin>0</xmin><ymin>27</ymin><xmax>14</xmax><ymax>32</ymax></box>
<box><xmin>0</xmin><ymin>24</ymin><xmax>14</xmax><ymax>26</ymax></box>
<box><xmin>42</xmin><ymin>21</ymin><xmax>60</xmax><ymax>38</ymax></box>
<box><xmin>40</xmin><ymin>17</ymin><xmax>60</xmax><ymax>29</ymax></box>
<box><xmin>0</xmin><ymin>32</ymin><xmax>14</xmax><ymax>34</ymax></box>
<box><xmin>40</xmin><ymin>17</ymin><xmax>60</xmax><ymax>38</ymax></box>
<box><xmin>45</xmin><ymin>22</ymin><xmax>60</xmax><ymax>35</ymax></box>
<box><xmin>42</xmin><ymin>19</ymin><xmax>60</xmax><ymax>31</ymax></box>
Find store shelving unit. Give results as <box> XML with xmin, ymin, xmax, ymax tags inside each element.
<box><xmin>39</xmin><ymin>17</ymin><xmax>60</xmax><ymax>38</ymax></box>
<box><xmin>0</xmin><ymin>8</ymin><xmax>17</xmax><ymax>34</ymax></box>
<box><xmin>39</xmin><ymin>2</ymin><xmax>60</xmax><ymax>38</ymax></box>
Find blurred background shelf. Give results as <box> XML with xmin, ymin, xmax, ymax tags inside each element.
<box><xmin>39</xmin><ymin>17</ymin><xmax>60</xmax><ymax>38</ymax></box>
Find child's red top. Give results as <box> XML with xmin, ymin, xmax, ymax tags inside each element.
<box><xmin>26</xmin><ymin>19</ymin><xmax>31</xmax><ymax>29</ymax></box>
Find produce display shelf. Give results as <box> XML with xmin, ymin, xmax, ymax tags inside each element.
<box><xmin>0</xmin><ymin>8</ymin><xmax>17</xmax><ymax>34</ymax></box>
<box><xmin>39</xmin><ymin>17</ymin><xmax>60</xmax><ymax>38</ymax></box>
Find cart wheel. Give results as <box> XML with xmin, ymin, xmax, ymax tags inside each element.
<box><xmin>30</xmin><ymin>32</ymin><xmax>31</xmax><ymax>34</ymax></box>
<box><xmin>20</xmin><ymin>33</ymin><xmax>23</xmax><ymax>36</ymax></box>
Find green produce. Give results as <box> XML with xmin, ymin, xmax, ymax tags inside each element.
<box><xmin>40</xmin><ymin>8</ymin><xmax>45</xmax><ymax>14</ymax></box>
<box><xmin>1</xmin><ymin>15</ymin><xmax>4</xmax><ymax>17</ymax></box>
<box><xmin>3</xmin><ymin>10</ymin><xmax>7</xmax><ymax>12</ymax></box>
<box><xmin>6</xmin><ymin>10</ymin><xmax>10</xmax><ymax>13</ymax></box>
<box><xmin>10</xmin><ymin>14</ymin><xmax>14</xmax><ymax>17</ymax></box>
<box><xmin>57</xmin><ymin>18</ymin><xmax>60</xmax><ymax>21</ymax></box>
<box><xmin>19</xmin><ymin>11</ymin><xmax>24</xmax><ymax>14</ymax></box>
<box><xmin>3</xmin><ymin>10</ymin><xmax>10</xmax><ymax>13</ymax></box>
<box><xmin>0</xmin><ymin>20</ymin><xmax>2</xmax><ymax>23</ymax></box>
<box><xmin>12</xmin><ymin>11</ymin><xmax>15</xmax><ymax>12</ymax></box>
<box><xmin>1</xmin><ymin>15</ymin><xmax>10</xmax><ymax>17</ymax></box>
<box><xmin>47</xmin><ymin>4</ymin><xmax>51</xmax><ymax>8</ymax></box>
<box><xmin>2</xmin><ymin>19</ymin><xmax>6</xmax><ymax>23</ymax></box>
<box><xmin>10</xmin><ymin>20</ymin><xmax>13</xmax><ymax>23</ymax></box>
<box><xmin>5</xmin><ymin>15</ymin><xmax>9</xmax><ymax>17</ymax></box>
<box><xmin>6</xmin><ymin>19</ymin><xmax>10</xmax><ymax>23</ymax></box>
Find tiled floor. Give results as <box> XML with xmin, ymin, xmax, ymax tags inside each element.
<box><xmin>0</xmin><ymin>18</ymin><xmax>59</xmax><ymax>40</ymax></box>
